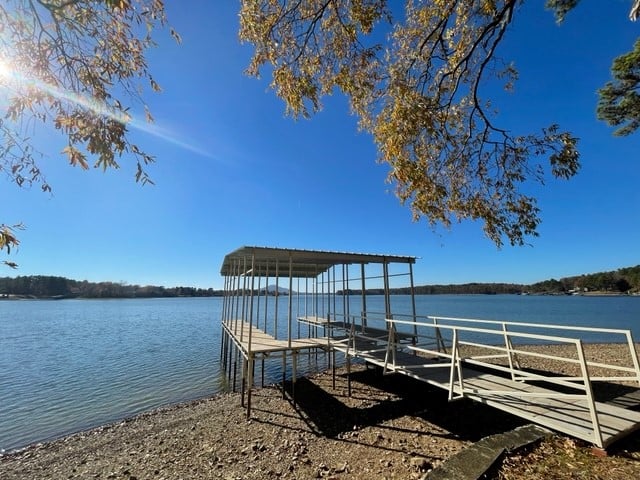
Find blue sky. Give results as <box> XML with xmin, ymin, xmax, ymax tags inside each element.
<box><xmin>1</xmin><ymin>0</ymin><xmax>638</xmax><ymax>289</ymax></box>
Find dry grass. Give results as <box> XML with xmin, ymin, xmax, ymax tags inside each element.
<box><xmin>496</xmin><ymin>434</ymin><xmax>640</xmax><ymax>480</ymax></box>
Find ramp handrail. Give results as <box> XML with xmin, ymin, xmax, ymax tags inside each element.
<box><xmin>381</xmin><ymin>317</ymin><xmax>640</xmax><ymax>448</ymax></box>
<box><xmin>369</xmin><ymin>312</ymin><xmax>640</xmax><ymax>386</ymax></box>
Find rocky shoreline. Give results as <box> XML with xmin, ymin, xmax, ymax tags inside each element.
<box><xmin>2</xmin><ymin>344</ymin><xmax>640</xmax><ymax>479</ymax></box>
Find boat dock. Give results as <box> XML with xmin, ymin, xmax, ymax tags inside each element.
<box><xmin>219</xmin><ymin>246</ymin><xmax>640</xmax><ymax>449</ymax></box>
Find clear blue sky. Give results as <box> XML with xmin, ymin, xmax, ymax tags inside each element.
<box><xmin>1</xmin><ymin>1</ymin><xmax>638</xmax><ymax>289</ymax></box>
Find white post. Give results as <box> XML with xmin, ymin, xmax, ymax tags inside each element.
<box><xmin>264</xmin><ymin>260</ymin><xmax>269</xmax><ymax>333</ymax></box>
<box><xmin>625</xmin><ymin>331</ymin><xmax>640</xmax><ymax>387</ymax></box>
<box><xmin>576</xmin><ymin>340</ymin><xmax>603</xmax><ymax>448</ymax></box>
<box><xmin>288</xmin><ymin>253</ymin><xmax>293</xmax><ymax>348</ymax></box>
<box><xmin>240</xmin><ymin>256</ymin><xmax>247</xmax><ymax>342</ymax></box>
<box><xmin>274</xmin><ymin>259</ymin><xmax>279</xmax><ymax>340</ymax></box>
<box><xmin>360</xmin><ymin>263</ymin><xmax>367</xmax><ymax>327</ymax></box>
<box><xmin>502</xmin><ymin>323</ymin><xmax>517</xmax><ymax>381</ymax></box>
<box><xmin>248</xmin><ymin>253</ymin><xmax>255</xmax><ymax>355</ymax></box>
<box><xmin>448</xmin><ymin>329</ymin><xmax>465</xmax><ymax>401</ymax></box>
<box><xmin>409</xmin><ymin>262</ymin><xmax>417</xmax><ymax>339</ymax></box>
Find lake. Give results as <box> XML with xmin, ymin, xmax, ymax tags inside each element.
<box><xmin>1</xmin><ymin>294</ymin><xmax>639</xmax><ymax>453</ymax></box>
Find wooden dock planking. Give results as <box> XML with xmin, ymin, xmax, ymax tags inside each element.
<box><xmin>224</xmin><ymin>321</ymin><xmax>329</xmax><ymax>354</ymax></box>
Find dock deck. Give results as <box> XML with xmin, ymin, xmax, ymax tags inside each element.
<box><xmin>223</xmin><ymin>320</ymin><xmax>329</xmax><ymax>355</ymax></box>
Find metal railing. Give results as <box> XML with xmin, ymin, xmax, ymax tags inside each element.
<box><xmin>380</xmin><ymin>316</ymin><xmax>640</xmax><ymax>448</ymax></box>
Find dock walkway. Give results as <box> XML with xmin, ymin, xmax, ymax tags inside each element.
<box><xmin>330</xmin><ymin>315</ymin><xmax>640</xmax><ymax>449</ymax></box>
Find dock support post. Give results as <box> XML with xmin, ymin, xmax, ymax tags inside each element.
<box><xmin>220</xmin><ymin>327</ymin><xmax>225</xmax><ymax>363</ymax></box>
<box><xmin>292</xmin><ymin>350</ymin><xmax>298</xmax><ymax>409</ymax></box>
<box><xmin>347</xmin><ymin>353</ymin><xmax>352</xmax><ymax>397</ymax></box>
<box><xmin>241</xmin><ymin>357</ymin><xmax>247</xmax><ymax>407</ymax></box>
<box><xmin>282</xmin><ymin>351</ymin><xmax>287</xmax><ymax>399</ymax></box>
<box><xmin>332</xmin><ymin>350</ymin><xmax>336</xmax><ymax>390</ymax></box>
<box><xmin>224</xmin><ymin>331</ymin><xmax>230</xmax><ymax>366</ymax></box>
<box><xmin>232</xmin><ymin>350</ymin><xmax>239</xmax><ymax>392</ymax></box>
<box><xmin>220</xmin><ymin>330</ymin><xmax>226</xmax><ymax>366</ymax></box>
<box><xmin>247</xmin><ymin>355</ymin><xmax>254</xmax><ymax>418</ymax></box>
<box><xmin>227</xmin><ymin>340</ymin><xmax>234</xmax><ymax>383</ymax></box>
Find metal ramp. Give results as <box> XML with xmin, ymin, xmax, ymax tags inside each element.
<box><xmin>331</xmin><ymin>315</ymin><xmax>640</xmax><ymax>449</ymax></box>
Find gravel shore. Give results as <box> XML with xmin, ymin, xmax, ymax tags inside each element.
<box><xmin>2</xmin><ymin>343</ymin><xmax>640</xmax><ymax>479</ymax></box>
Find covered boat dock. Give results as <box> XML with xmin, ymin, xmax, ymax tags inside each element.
<box><xmin>219</xmin><ymin>246</ymin><xmax>417</xmax><ymax>415</ymax></box>
<box><xmin>219</xmin><ymin>246</ymin><xmax>640</xmax><ymax>449</ymax></box>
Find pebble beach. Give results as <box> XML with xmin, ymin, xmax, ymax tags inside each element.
<box><xmin>2</xmin><ymin>343</ymin><xmax>640</xmax><ymax>479</ymax></box>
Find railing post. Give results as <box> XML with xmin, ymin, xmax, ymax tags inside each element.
<box><xmin>502</xmin><ymin>323</ymin><xmax>517</xmax><ymax>381</ymax></box>
<box><xmin>432</xmin><ymin>316</ymin><xmax>447</xmax><ymax>353</ymax></box>
<box><xmin>625</xmin><ymin>332</ymin><xmax>640</xmax><ymax>387</ymax></box>
<box><xmin>349</xmin><ymin>323</ymin><xmax>355</xmax><ymax>353</ymax></box>
<box><xmin>240</xmin><ymin>256</ymin><xmax>247</xmax><ymax>342</ymax></box>
<box><xmin>346</xmin><ymin>324</ymin><xmax>354</xmax><ymax>397</ymax></box>
<box><xmin>384</xmin><ymin>319</ymin><xmax>394</xmax><ymax>374</ymax></box>
<box><xmin>390</xmin><ymin>318</ymin><xmax>397</xmax><ymax>366</ymax></box>
<box><xmin>576</xmin><ymin>340</ymin><xmax>603</xmax><ymax>448</ymax></box>
<box><xmin>448</xmin><ymin>329</ymin><xmax>464</xmax><ymax>401</ymax></box>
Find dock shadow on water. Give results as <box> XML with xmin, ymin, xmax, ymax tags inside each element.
<box><xmin>278</xmin><ymin>367</ymin><xmax>526</xmax><ymax>442</ymax></box>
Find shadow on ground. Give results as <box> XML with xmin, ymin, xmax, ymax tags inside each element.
<box><xmin>282</xmin><ymin>366</ymin><xmax>527</xmax><ymax>442</ymax></box>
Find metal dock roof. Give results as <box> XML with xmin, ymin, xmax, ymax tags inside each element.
<box><xmin>220</xmin><ymin>246</ymin><xmax>416</xmax><ymax>278</ymax></box>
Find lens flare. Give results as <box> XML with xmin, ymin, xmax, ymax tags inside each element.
<box><xmin>0</xmin><ymin>55</ymin><xmax>212</xmax><ymax>159</ymax></box>
<box><xmin>0</xmin><ymin>58</ymin><xmax>14</xmax><ymax>80</ymax></box>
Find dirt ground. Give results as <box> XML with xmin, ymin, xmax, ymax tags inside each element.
<box><xmin>3</xmin><ymin>344</ymin><xmax>640</xmax><ymax>479</ymax></box>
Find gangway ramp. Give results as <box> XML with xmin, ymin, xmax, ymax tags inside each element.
<box><xmin>332</xmin><ymin>315</ymin><xmax>640</xmax><ymax>449</ymax></box>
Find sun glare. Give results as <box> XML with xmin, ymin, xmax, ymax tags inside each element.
<box><xmin>0</xmin><ymin>57</ymin><xmax>16</xmax><ymax>82</ymax></box>
<box><xmin>0</xmin><ymin>60</ymin><xmax>9</xmax><ymax>78</ymax></box>
<box><xmin>0</xmin><ymin>54</ymin><xmax>212</xmax><ymax>158</ymax></box>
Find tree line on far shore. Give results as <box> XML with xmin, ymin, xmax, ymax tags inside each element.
<box><xmin>1</xmin><ymin>265</ymin><xmax>639</xmax><ymax>299</ymax></box>
<box><xmin>0</xmin><ymin>276</ymin><xmax>220</xmax><ymax>299</ymax></box>
<box><xmin>344</xmin><ymin>265</ymin><xmax>640</xmax><ymax>296</ymax></box>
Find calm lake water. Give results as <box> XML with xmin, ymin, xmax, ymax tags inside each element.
<box><xmin>1</xmin><ymin>294</ymin><xmax>639</xmax><ymax>453</ymax></box>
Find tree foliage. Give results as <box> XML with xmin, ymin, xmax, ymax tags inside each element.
<box><xmin>239</xmin><ymin>0</ymin><xmax>637</xmax><ymax>247</ymax></box>
<box><xmin>0</xmin><ymin>223</ymin><xmax>22</xmax><ymax>268</ymax></box>
<box><xmin>598</xmin><ymin>38</ymin><xmax>640</xmax><ymax>136</ymax></box>
<box><xmin>561</xmin><ymin>265</ymin><xmax>640</xmax><ymax>293</ymax></box>
<box><xmin>0</xmin><ymin>0</ymin><xmax>176</xmax><ymax>264</ymax></box>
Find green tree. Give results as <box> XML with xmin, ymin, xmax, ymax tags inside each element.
<box><xmin>0</xmin><ymin>0</ymin><xmax>178</xmax><ymax>267</ymax></box>
<box><xmin>239</xmin><ymin>0</ymin><xmax>637</xmax><ymax>247</ymax></box>
<box><xmin>597</xmin><ymin>38</ymin><xmax>640</xmax><ymax>136</ymax></box>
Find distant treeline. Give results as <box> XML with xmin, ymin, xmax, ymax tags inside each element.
<box><xmin>347</xmin><ymin>265</ymin><xmax>640</xmax><ymax>295</ymax></box>
<box><xmin>354</xmin><ymin>283</ymin><xmax>523</xmax><ymax>296</ymax></box>
<box><xmin>2</xmin><ymin>265</ymin><xmax>639</xmax><ymax>299</ymax></box>
<box><xmin>539</xmin><ymin>264</ymin><xmax>640</xmax><ymax>294</ymax></box>
<box><xmin>0</xmin><ymin>275</ymin><xmax>221</xmax><ymax>299</ymax></box>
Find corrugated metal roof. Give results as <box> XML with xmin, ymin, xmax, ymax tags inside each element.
<box><xmin>219</xmin><ymin>246</ymin><xmax>416</xmax><ymax>278</ymax></box>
